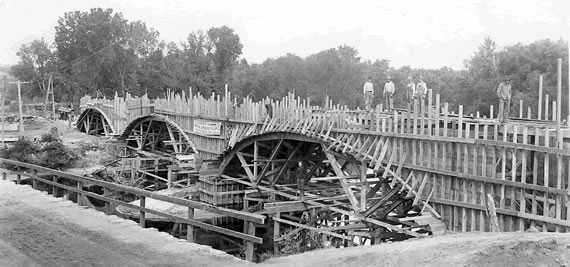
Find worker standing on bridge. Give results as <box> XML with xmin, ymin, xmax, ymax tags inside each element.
<box><xmin>406</xmin><ymin>76</ymin><xmax>416</xmax><ymax>107</ymax></box>
<box><xmin>383</xmin><ymin>76</ymin><xmax>395</xmax><ymax>112</ymax></box>
<box><xmin>363</xmin><ymin>77</ymin><xmax>374</xmax><ymax>111</ymax></box>
<box><xmin>416</xmin><ymin>76</ymin><xmax>427</xmax><ymax>111</ymax></box>
<box><xmin>497</xmin><ymin>76</ymin><xmax>512</xmax><ymax>123</ymax></box>
<box><xmin>295</xmin><ymin>161</ymin><xmax>310</xmax><ymax>200</ymax></box>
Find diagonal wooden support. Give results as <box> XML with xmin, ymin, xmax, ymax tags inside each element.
<box><xmin>221</xmin><ymin>174</ymin><xmax>422</xmax><ymax>238</ymax></box>
<box><xmin>270</xmin><ymin>142</ymin><xmax>303</xmax><ymax>187</ymax></box>
<box><xmin>256</xmin><ymin>139</ymin><xmax>284</xmax><ymax>184</ymax></box>
<box><xmin>272</xmin><ymin>216</ymin><xmax>356</xmax><ymax>243</ymax></box>
<box><xmin>324</xmin><ymin>146</ymin><xmax>360</xmax><ymax>212</ymax></box>
<box><xmin>363</xmin><ymin>184</ymin><xmax>401</xmax><ymax>217</ymax></box>
<box><xmin>237</xmin><ymin>153</ymin><xmax>256</xmax><ymax>182</ymax></box>
<box><xmin>385</xmin><ymin>168</ymin><xmax>441</xmax><ymax>219</ymax></box>
<box><xmin>413</xmin><ymin>173</ymin><xmax>429</xmax><ymax>206</ymax></box>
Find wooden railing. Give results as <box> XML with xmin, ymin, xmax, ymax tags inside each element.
<box><xmin>0</xmin><ymin>158</ymin><xmax>265</xmax><ymax>258</ymax></box>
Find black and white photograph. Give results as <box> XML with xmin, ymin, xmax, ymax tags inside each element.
<box><xmin>0</xmin><ymin>0</ymin><xmax>569</xmax><ymax>266</ymax></box>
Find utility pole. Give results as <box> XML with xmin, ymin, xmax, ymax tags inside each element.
<box><xmin>9</xmin><ymin>80</ymin><xmax>30</xmax><ymax>135</ymax></box>
<box><xmin>1</xmin><ymin>76</ymin><xmax>6</xmax><ymax>147</ymax></box>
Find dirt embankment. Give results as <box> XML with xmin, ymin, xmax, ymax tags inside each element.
<box><xmin>263</xmin><ymin>231</ymin><xmax>570</xmax><ymax>267</ymax></box>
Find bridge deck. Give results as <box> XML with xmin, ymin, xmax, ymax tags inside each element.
<box><xmin>0</xmin><ymin>180</ymin><xmax>247</xmax><ymax>266</ymax></box>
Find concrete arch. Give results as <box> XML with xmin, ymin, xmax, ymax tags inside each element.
<box><xmin>77</xmin><ymin>107</ymin><xmax>116</xmax><ymax>136</ymax></box>
<box><xmin>121</xmin><ymin>114</ymin><xmax>198</xmax><ymax>155</ymax></box>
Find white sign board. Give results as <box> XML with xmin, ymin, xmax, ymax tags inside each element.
<box><xmin>194</xmin><ymin>119</ymin><xmax>221</xmax><ymax>135</ymax></box>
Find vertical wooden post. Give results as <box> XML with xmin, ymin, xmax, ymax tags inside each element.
<box><xmin>486</xmin><ymin>194</ymin><xmax>500</xmax><ymax>232</ymax></box>
<box><xmin>527</xmin><ymin>106</ymin><xmax>531</xmax><ymax>119</ymax></box>
<box><xmin>139</xmin><ymin>196</ymin><xmax>146</xmax><ymax>228</ymax></box>
<box><xmin>32</xmin><ymin>169</ymin><xmax>38</xmax><ymax>189</ymax></box>
<box><xmin>360</xmin><ymin>161</ymin><xmax>367</xmax><ymax>212</ymax></box>
<box><xmin>253</xmin><ymin>141</ymin><xmax>258</xmax><ymax>185</ymax></box>
<box><xmin>556</xmin><ymin>58</ymin><xmax>562</xmax><ymax>148</ymax></box>
<box><xmin>167</xmin><ymin>167</ymin><xmax>173</xmax><ymax>189</ymax></box>
<box><xmin>245</xmin><ymin>222</ymin><xmax>256</xmax><ymax>262</ymax></box>
<box><xmin>103</xmin><ymin>187</ymin><xmax>111</xmax><ymax>214</ymax></box>
<box><xmin>187</xmin><ymin>207</ymin><xmax>195</xmax><ymax>242</ymax></box>
<box><xmin>77</xmin><ymin>181</ymin><xmax>83</xmax><ymax>206</ymax></box>
<box><xmin>52</xmin><ymin>176</ymin><xmax>58</xmax><ymax>197</ymax></box>
<box><xmin>545</xmin><ymin>94</ymin><xmax>549</xmax><ymax>121</ymax></box>
<box><xmin>14</xmin><ymin>166</ymin><xmax>21</xmax><ymax>184</ymax></box>
<box><xmin>273</xmin><ymin>213</ymin><xmax>280</xmax><ymax>255</ymax></box>
<box><xmin>225</xmin><ymin>84</ymin><xmax>229</xmax><ymax>117</ymax></box>
<box><xmin>538</xmin><ymin>75</ymin><xmax>543</xmax><ymax>120</ymax></box>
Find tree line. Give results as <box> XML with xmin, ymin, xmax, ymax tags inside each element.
<box><xmin>9</xmin><ymin>8</ymin><xmax>569</xmax><ymax>118</ymax></box>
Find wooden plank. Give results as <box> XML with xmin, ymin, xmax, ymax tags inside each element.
<box><xmin>325</xmin><ymin>151</ymin><xmax>360</xmax><ymax>211</ymax></box>
<box><xmin>520</xmin><ymin>127</ymin><xmax>528</xmax><ymax>229</ymax></box>
<box><xmin>221</xmin><ymin>174</ymin><xmax>422</xmax><ymax>237</ymax></box>
<box><xmin>272</xmin><ymin>216</ymin><xmax>354</xmax><ymax>241</ymax></box>
<box><xmin>31</xmin><ymin>175</ymin><xmax>264</xmax><ymax>243</ymax></box>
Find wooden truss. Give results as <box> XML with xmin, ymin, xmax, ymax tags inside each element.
<box><xmin>76</xmin><ymin>108</ymin><xmax>114</xmax><ymax>136</ymax></box>
<box><xmin>219</xmin><ymin>132</ymin><xmax>444</xmax><ymax>252</ymax></box>
<box><xmin>123</xmin><ymin>117</ymin><xmax>193</xmax><ymax>156</ymax></box>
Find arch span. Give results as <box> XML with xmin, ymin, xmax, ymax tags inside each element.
<box><xmin>121</xmin><ymin>114</ymin><xmax>198</xmax><ymax>155</ymax></box>
<box><xmin>218</xmin><ymin>131</ymin><xmax>433</xmax><ymax>241</ymax></box>
<box><xmin>76</xmin><ymin>107</ymin><xmax>116</xmax><ymax>136</ymax></box>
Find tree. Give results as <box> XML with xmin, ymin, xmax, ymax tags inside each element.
<box><xmin>10</xmin><ymin>38</ymin><xmax>55</xmax><ymax>99</ymax></box>
<box><xmin>459</xmin><ymin>37</ymin><xmax>500</xmax><ymax>115</ymax></box>
<box><xmin>54</xmin><ymin>8</ymin><xmax>159</xmax><ymax>100</ymax></box>
<box><xmin>207</xmin><ymin>26</ymin><xmax>243</xmax><ymax>90</ymax></box>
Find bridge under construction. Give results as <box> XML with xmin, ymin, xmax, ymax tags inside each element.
<box><xmin>2</xmin><ymin>70</ymin><xmax>570</xmax><ymax>261</ymax></box>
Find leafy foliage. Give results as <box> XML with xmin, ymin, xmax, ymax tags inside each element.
<box><xmin>40</xmin><ymin>141</ymin><xmax>79</xmax><ymax>169</ymax></box>
<box><xmin>0</xmin><ymin>135</ymin><xmax>78</xmax><ymax>170</ymax></box>
<box><xmin>8</xmin><ymin>7</ymin><xmax>569</xmax><ymax>117</ymax></box>
<box><xmin>1</xmin><ymin>138</ymin><xmax>40</xmax><ymax>164</ymax></box>
<box><xmin>278</xmin><ymin>228</ymin><xmax>330</xmax><ymax>255</ymax></box>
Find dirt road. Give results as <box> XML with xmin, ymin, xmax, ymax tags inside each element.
<box><xmin>0</xmin><ymin>181</ymin><xmax>249</xmax><ymax>267</ymax></box>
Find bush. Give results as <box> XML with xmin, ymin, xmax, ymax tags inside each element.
<box><xmin>278</xmin><ymin>228</ymin><xmax>330</xmax><ymax>255</ymax></box>
<box><xmin>39</xmin><ymin>141</ymin><xmax>78</xmax><ymax>169</ymax></box>
<box><xmin>41</xmin><ymin>128</ymin><xmax>60</xmax><ymax>142</ymax></box>
<box><xmin>0</xmin><ymin>138</ymin><xmax>40</xmax><ymax>165</ymax></box>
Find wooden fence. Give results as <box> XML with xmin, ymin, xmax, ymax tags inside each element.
<box><xmin>0</xmin><ymin>158</ymin><xmax>265</xmax><ymax>260</ymax></box>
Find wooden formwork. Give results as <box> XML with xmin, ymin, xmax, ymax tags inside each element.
<box><xmin>198</xmin><ymin>176</ymin><xmax>245</xmax><ymax>210</ymax></box>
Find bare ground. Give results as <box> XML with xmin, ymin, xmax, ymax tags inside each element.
<box><xmin>263</xmin><ymin>231</ymin><xmax>570</xmax><ymax>267</ymax></box>
<box><xmin>0</xmin><ymin>181</ymin><xmax>250</xmax><ymax>267</ymax></box>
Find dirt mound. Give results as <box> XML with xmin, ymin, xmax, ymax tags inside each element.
<box><xmin>469</xmin><ymin>238</ymin><xmax>568</xmax><ymax>267</ymax></box>
<box><xmin>263</xmin><ymin>232</ymin><xmax>570</xmax><ymax>267</ymax></box>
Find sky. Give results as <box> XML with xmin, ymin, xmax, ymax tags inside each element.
<box><xmin>0</xmin><ymin>0</ymin><xmax>569</xmax><ymax>69</ymax></box>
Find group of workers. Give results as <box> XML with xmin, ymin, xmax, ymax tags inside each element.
<box><xmin>363</xmin><ymin>76</ymin><xmax>427</xmax><ymax>112</ymax></box>
<box><xmin>291</xmin><ymin>76</ymin><xmax>513</xmax><ymax>199</ymax></box>
<box><xmin>363</xmin><ymin>75</ymin><xmax>513</xmax><ymax>123</ymax></box>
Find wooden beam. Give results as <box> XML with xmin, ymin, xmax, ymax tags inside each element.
<box><xmin>324</xmin><ymin>148</ymin><xmax>360</xmax><ymax>211</ymax></box>
<box><xmin>221</xmin><ymin>174</ymin><xmax>422</xmax><ymax>238</ymax></box>
<box><xmin>270</xmin><ymin>142</ymin><xmax>303</xmax><ymax>187</ymax></box>
<box><xmin>363</xmin><ymin>184</ymin><xmax>401</xmax><ymax>217</ymax></box>
<box><xmin>237</xmin><ymin>153</ymin><xmax>256</xmax><ymax>182</ymax></box>
<box><xmin>256</xmin><ymin>138</ymin><xmax>284</xmax><ymax>183</ymax></box>
<box><xmin>272</xmin><ymin>216</ymin><xmax>355</xmax><ymax>242</ymax></box>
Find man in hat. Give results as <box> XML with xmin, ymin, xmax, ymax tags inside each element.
<box><xmin>406</xmin><ymin>76</ymin><xmax>416</xmax><ymax>107</ymax></box>
<box><xmin>497</xmin><ymin>76</ymin><xmax>512</xmax><ymax>123</ymax></box>
<box><xmin>363</xmin><ymin>77</ymin><xmax>374</xmax><ymax>110</ymax></box>
<box><xmin>383</xmin><ymin>76</ymin><xmax>395</xmax><ymax>112</ymax></box>
<box><xmin>415</xmin><ymin>76</ymin><xmax>428</xmax><ymax>112</ymax></box>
